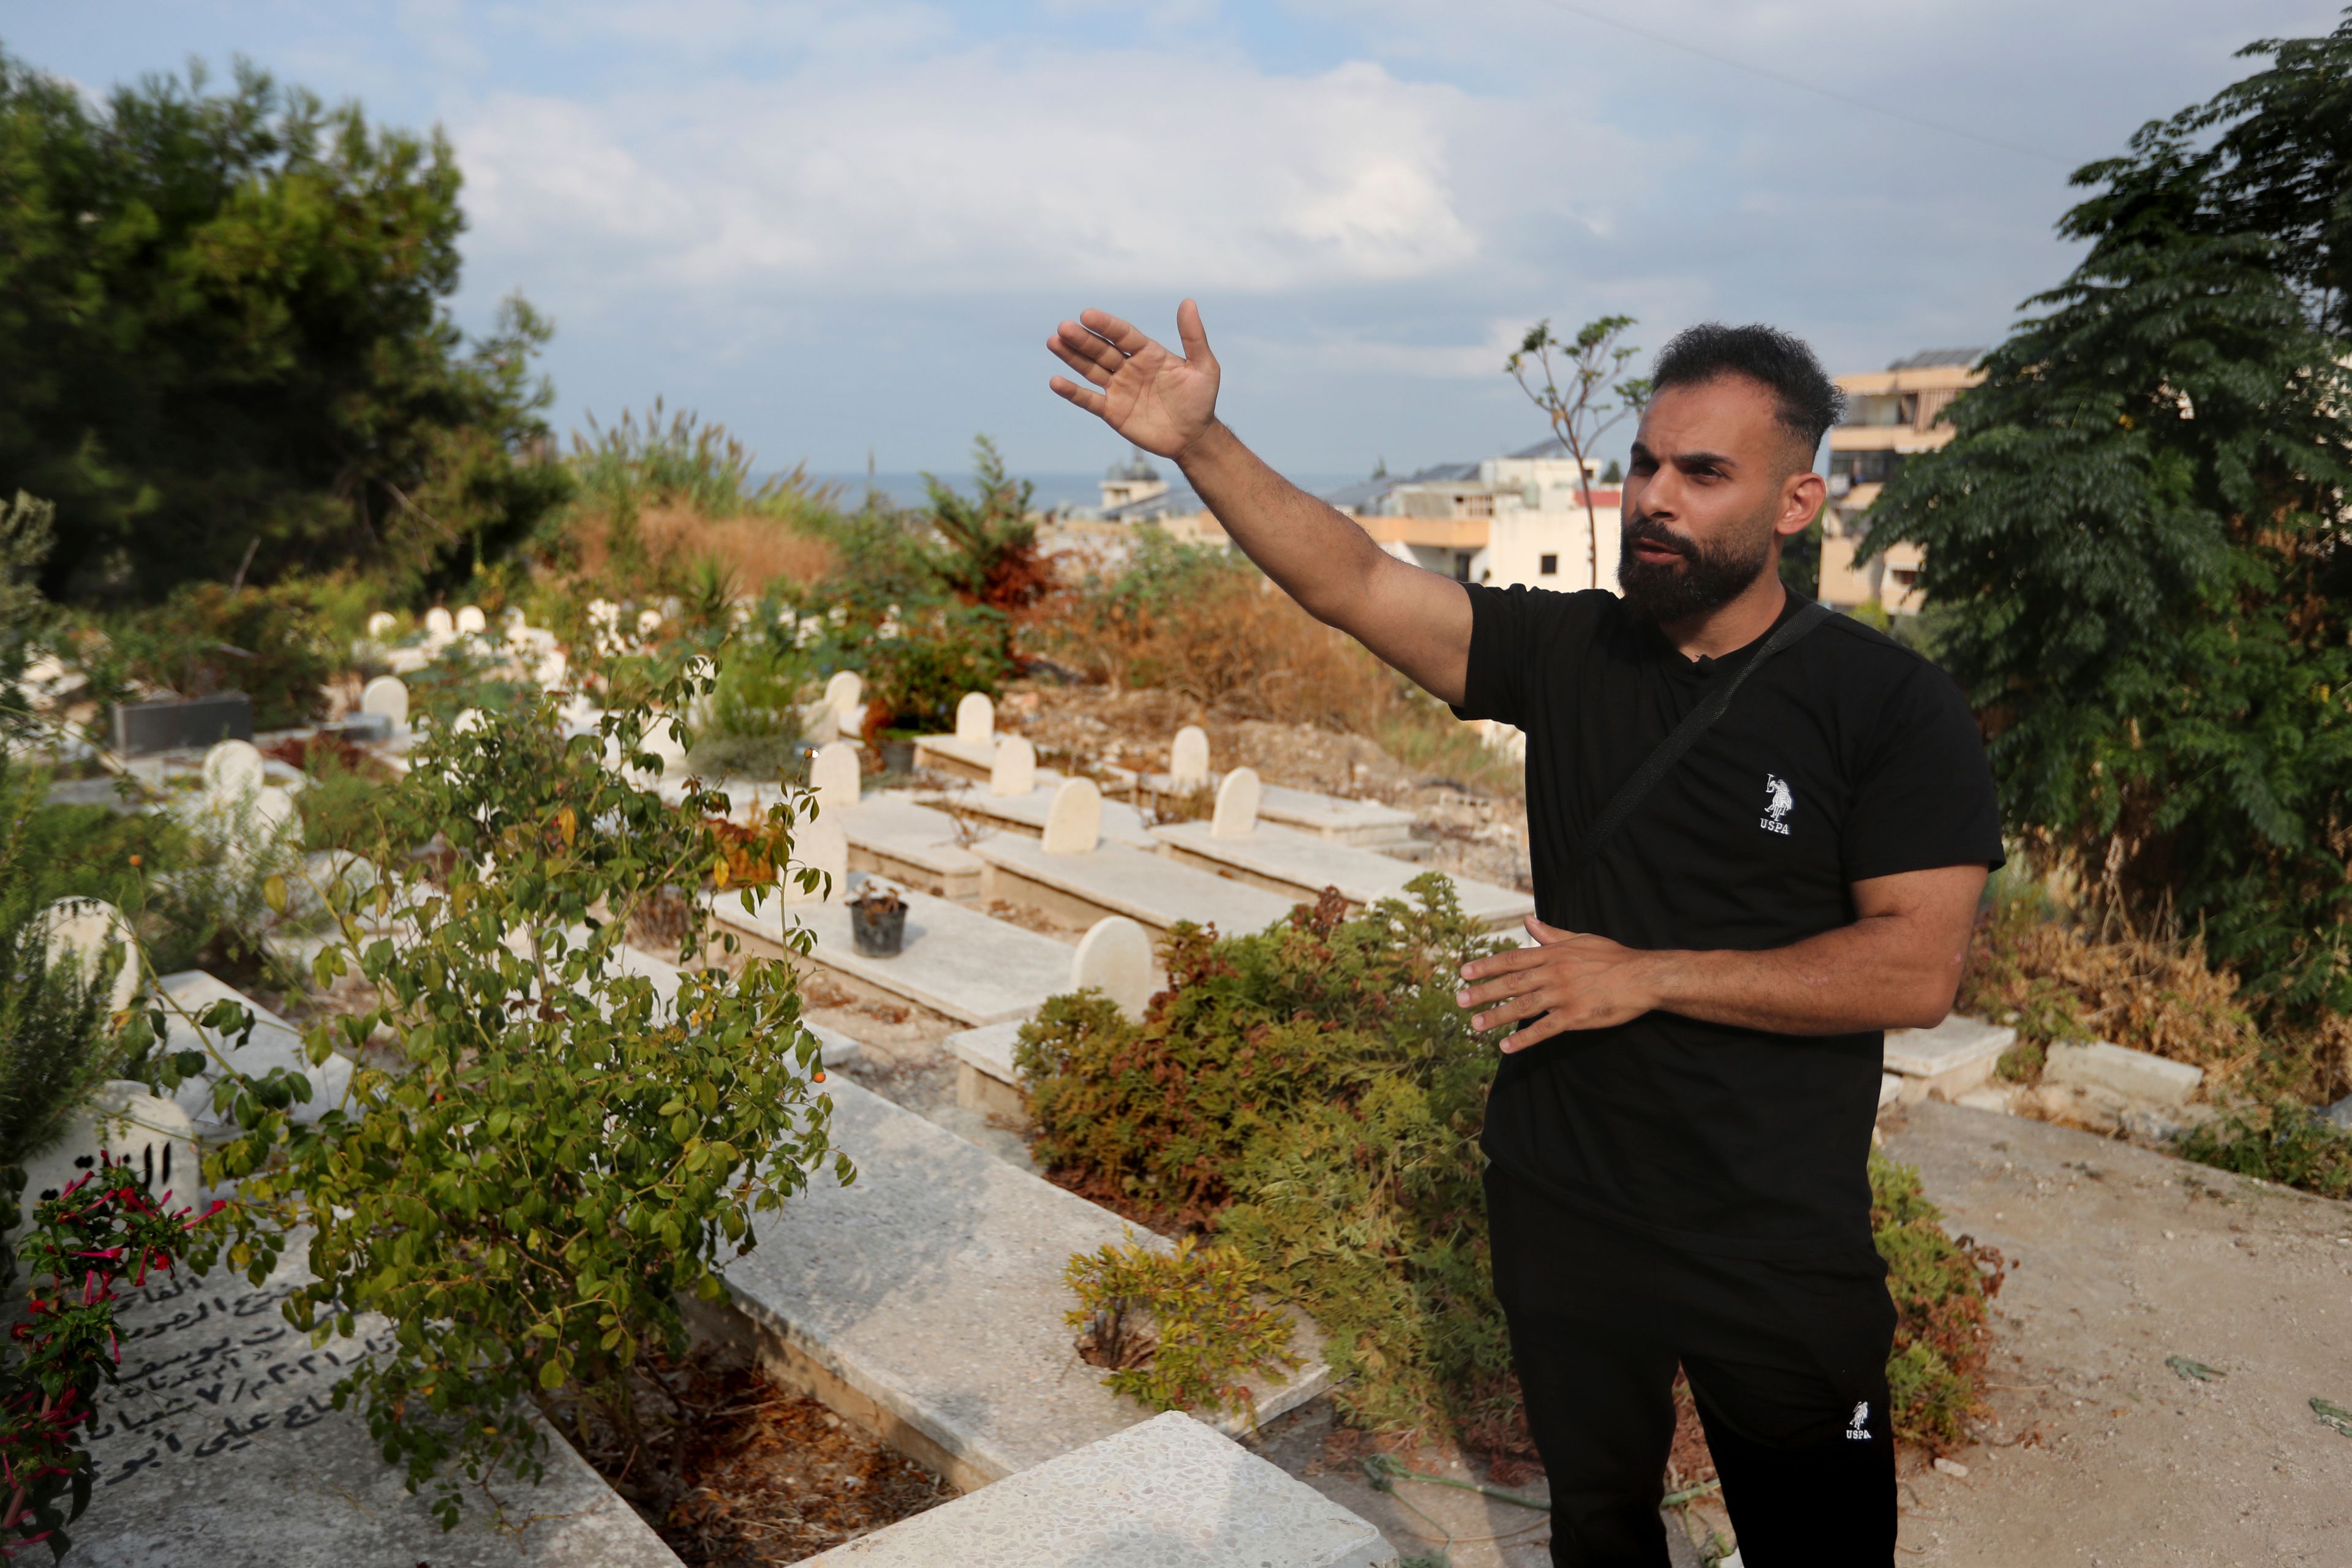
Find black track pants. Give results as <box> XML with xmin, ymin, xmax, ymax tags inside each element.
<box><xmin>1485</xmin><ymin>1165</ymin><xmax>1898</xmax><ymax>1568</ymax></box>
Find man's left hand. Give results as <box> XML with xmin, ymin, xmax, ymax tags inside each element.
<box><xmin>1457</xmin><ymin>918</ymin><xmax>1664</xmax><ymax>1053</ymax></box>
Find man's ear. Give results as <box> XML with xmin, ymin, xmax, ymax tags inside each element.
<box><xmin>1777</xmin><ymin>469</ymin><xmax>1827</xmax><ymax>537</ymax></box>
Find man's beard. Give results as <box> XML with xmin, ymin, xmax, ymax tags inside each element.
<box><xmin>1616</xmin><ymin>510</ymin><xmax>1773</xmax><ymax>623</ymax></box>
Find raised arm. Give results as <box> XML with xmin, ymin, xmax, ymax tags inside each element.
<box><xmin>1049</xmin><ymin>301</ymin><xmax>1474</xmax><ymax>705</ymax></box>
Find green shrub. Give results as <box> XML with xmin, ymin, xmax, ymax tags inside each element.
<box><xmin>1063</xmin><ymin>1232</ymin><xmax>1298</xmax><ymax>1421</ymax></box>
<box><xmin>2178</xmin><ymin>1104</ymin><xmax>2352</xmax><ymax>1200</ymax></box>
<box><xmin>1017</xmin><ymin>880</ymin><xmax>1517</xmax><ymax>1446</ymax></box>
<box><xmin>89</xmin><ymin>581</ymin><xmax>336</xmax><ymax>729</ymax></box>
<box><xmin>863</xmin><ymin>605</ymin><xmax>1010</xmax><ymax>733</ymax></box>
<box><xmin>694</xmin><ymin>631</ymin><xmax>810</xmax><ymax>779</ymax></box>
<box><xmin>194</xmin><ymin>668</ymin><xmax>842</xmax><ymax>1526</ymax></box>
<box><xmin>1023</xmin><ymin>883</ymin><xmax>2008</xmax><ymax>1462</ymax></box>
<box><xmin>1869</xmin><ymin>1151</ymin><xmax>2003</xmax><ymax>1450</ymax></box>
<box><xmin>0</xmin><ymin>754</ymin><xmax>131</xmax><ymax>1174</ymax></box>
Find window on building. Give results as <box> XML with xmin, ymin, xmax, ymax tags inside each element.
<box><xmin>1539</xmin><ymin>553</ymin><xmax>1558</xmax><ymax>576</ymax></box>
<box><xmin>1826</xmin><ymin>450</ymin><xmax>1907</xmax><ymax>486</ymax></box>
<box><xmin>1453</xmin><ymin>552</ymin><xmax>1473</xmax><ymax>582</ymax></box>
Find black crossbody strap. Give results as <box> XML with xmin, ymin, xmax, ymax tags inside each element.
<box><xmin>1566</xmin><ymin>601</ymin><xmax>1832</xmax><ymax>888</ymax></box>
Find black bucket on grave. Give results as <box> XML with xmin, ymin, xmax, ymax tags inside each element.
<box><xmin>850</xmin><ymin>891</ymin><xmax>907</xmax><ymax>957</ymax></box>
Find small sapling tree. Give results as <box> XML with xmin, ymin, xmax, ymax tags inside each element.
<box><xmin>190</xmin><ymin>663</ymin><xmax>845</xmax><ymax>1526</ymax></box>
<box><xmin>1506</xmin><ymin>317</ymin><xmax>1651</xmax><ymax>588</ymax></box>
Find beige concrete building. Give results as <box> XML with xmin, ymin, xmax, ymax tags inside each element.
<box><xmin>1327</xmin><ymin>440</ymin><xmax>1622</xmax><ymax>592</ymax></box>
<box><xmin>1819</xmin><ymin>349</ymin><xmax>1983</xmax><ymax>613</ymax></box>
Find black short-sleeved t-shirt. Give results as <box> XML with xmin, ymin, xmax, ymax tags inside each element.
<box><xmin>1455</xmin><ymin>585</ymin><xmax>2003</xmax><ymax>1262</ymax></box>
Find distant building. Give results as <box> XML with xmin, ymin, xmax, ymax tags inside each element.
<box><xmin>1098</xmin><ymin>450</ymin><xmax>1168</xmax><ymax>511</ymax></box>
<box><xmin>1324</xmin><ymin>439</ymin><xmax>1622</xmax><ymax>592</ymax></box>
<box><xmin>1819</xmin><ymin>349</ymin><xmax>1983</xmax><ymax>613</ymax></box>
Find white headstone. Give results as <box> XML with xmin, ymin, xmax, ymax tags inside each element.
<box><xmin>810</xmin><ymin>741</ymin><xmax>862</xmax><ymax>815</ymax></box>
<box><xmin>451</xmin><ymin>707</ymin><xmax>489</xmax><ymax>736</ymax></box>
<box><xmin>365</xmin><ymin>611</ymin><xmax>397</xmax><ymax>639</ymax></box>
<box><xmin>1070</xmin><ymin>916</ymin><xmax>1155</xmax><ymax>1020</ymax></box>
<box><xmin>17</xmin><ymin>1082</ymin><xmax>202</xmax><ymax>1228</ymax></box>
<box><xmin>990</xmin><ymin>736</ymin><xmax>1037</xmax><ymax>797</ymax></box>
<box><xmin>1210</xmin><ymin>766</ymin><xmax>1262</xmax><ymax>840</ymax></box>
<box><xmin>39</xmin><ymin>898</ymin><xmax>140</xmax><ymax>1017</ymax></box>
<box><xmin>454</xmin><ymin>605</ymin><xmax>488</xmax><ymax>635</ymax></box>
<box><xmin>824</xmin><ymin>671</ymin><xmax>865</xmax><ymax>728</ymax></box>
<box><xmin>361</xmin><ymin>674</ymin><xmax>410</xmax><ymax>726</ymax></box>
<box><xmin>787</xmin><ymin>815</ymin><xmax>849</xmax><ymax>905</ymax></box>
<box><xmin>533</xmin><ymin>649</ymin><xmax>568</xmax><ymax>691</ymax></box>
<box><xmin>1041</xmin><ymin>777</ymin><xmax>1102</xmax><ymax>856</ymax></box>
<box><xmin>1170</xmin><ymin>725</ymin><xmax>1211</xmax><ymax>787</ymax></box>
<box><xmin>249</xmin><ymin>785</ymin><xmax>303</xmax><ymax>854</ymax></box>
<box><xmin>201</xmin><ymin>739</ymin><xmax>265</xmax><ymax>802</ymax></box>
<box><xmin>504</xmin><ymin>606</ymin><xmax>527</xmax><ymax>630</ymax></box>
<box><xmin>801</xmin><ymin>701</ymin><xmax>842</xmax><ymax>747</ymax></box>
<box><xmin>424</xmin><ymin>606</ymin><xmax>455</xmax><ymax>638</ymax></box>
<box><xmin>954</xmin><ymin>692</ymin><xmax>995</xmax><ymax>745</ymax></box>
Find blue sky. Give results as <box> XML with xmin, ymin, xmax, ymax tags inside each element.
<box><xmin>15</xmin><ymin>2</ymin><xmax>2345</xmax><ymax>480</ymax></box>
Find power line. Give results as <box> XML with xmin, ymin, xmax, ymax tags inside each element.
<box><xmin>1520</xmin><ymin>0</ymin><xmax>2070</xmax><ymax>167</ymax></box>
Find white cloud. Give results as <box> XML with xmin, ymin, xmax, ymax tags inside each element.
<box><xmin>450</xmin><ymin>48</ymin><xmax>1623</xmax><ymax>307</ymax></box>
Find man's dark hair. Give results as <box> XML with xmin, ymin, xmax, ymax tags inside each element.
<box><xmin>1651</xmin><ymin>323</ymin><xmax>1845</xmax><ymax>466</ymax></box>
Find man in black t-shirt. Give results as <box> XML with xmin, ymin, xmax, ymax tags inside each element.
<box><xmin>1047</xmin><ymin>304</ymin><xmax>2002</xmax><ymax>1567</ymax></box>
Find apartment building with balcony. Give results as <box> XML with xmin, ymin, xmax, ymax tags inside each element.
<box><xmin>1819</xmin><ymin>349</ymin><xmax>1983</xmax><ymax>612</ymax></box>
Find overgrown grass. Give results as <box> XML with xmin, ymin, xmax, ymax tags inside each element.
<box><xmin>2177</xmin><ymin>1104</ymin><xmax>2352</xmax><ymax>1200</ymax></box>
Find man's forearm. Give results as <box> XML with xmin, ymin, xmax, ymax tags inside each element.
<box><xmin>1177</xmin><ymin>420</ymin><xmax>1385</xmax><ymax>624</ymax></box>
<box><xmin>1635</xmin><ymin>916</ymin><xmax>1964</xmax><ymax>1036</ymax></box>
<box><xmin>1178</xmin><ymin>421</ymin><xmax>1473</xmax><ymax>703</ymax></box>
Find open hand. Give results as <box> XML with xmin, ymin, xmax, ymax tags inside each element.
<box><xmin>1457</xmin><ymin>918</ymin><xmax>1663</xmax><ymax>1052</ymax></box>
<box><xmin>1047</xmin><ymin>301</ymin><xmax>1220</xmax><ymax>462</ymax></box>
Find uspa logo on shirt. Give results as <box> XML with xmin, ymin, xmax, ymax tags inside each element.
<box><xmin>1760</xmin><ymin>773</ymin><xmax>1795</xmax><ymax>836</ymax></box>
<box><xmin>1846</xmin><ymin>1400</ymin><xmax>1872</xmax><ymax>1441</ymax></box>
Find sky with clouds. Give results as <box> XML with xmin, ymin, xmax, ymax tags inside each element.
<box><xmin>14</xmin><ymin>2</ymin><xmax>2347</xmax><ymax>481</ymax></box>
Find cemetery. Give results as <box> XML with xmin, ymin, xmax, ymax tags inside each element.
<box><xmin>4</xmin><ymin>17</ymin><xmax>2351</xmax><ymax>1566</ymax></box>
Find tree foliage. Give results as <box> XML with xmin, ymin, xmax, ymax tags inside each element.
<box><xmin>0</xmin><ymin>52</ymin><xmax>566</xmax><ymax>600</ymax></box>
<box><xmin>1869</xmin><ymin>14</ymin><xmax>2352</xmax><ymax>1016</ymax></box>
<box><xmin>187</xmin><ymin>668</ymin><xmax>843</xmax><ymax>1525</ymax></box>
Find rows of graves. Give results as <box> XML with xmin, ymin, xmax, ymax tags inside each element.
<box><xmin>31</xmin><ymin>614</ymin><xmax>2217</xmax><ymax>1565</ymax></box>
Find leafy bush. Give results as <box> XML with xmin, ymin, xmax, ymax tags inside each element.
<box><xmin>0</xmin><ymin>493</ymin><xmax>55</xmax><ymax>698</ymax></box>
<box><xmin>862</xmin><ymin>605</ymin><xmax>1011</xmax><ymax>733</ymax></box>
<box><xmin>0</xmin><ymin>1157</ymin><xmax>217</xmax><ymax>1558</ymax></box>
<box><xmin>1868</xmin><ymin>20</ymin><xmax>2352</xmax><ymax>1020</ymax></box>
<box><xmin>1869</xmin><ymin>1151</ymin><xmax>2004</xmax><ymax>1451</ymax></box>
<box><xmin>918</xmin><ymin>437</ymin><xmax>1052</xmax><ymax>630</ymax></box>
<box><xmin>195</xmin><ymin>669</ymin><xmax>844</xmax><ymax>1526</ymax></box>
<box><xmin>1017</xmin><ymin>881</ymin><xmax>1518</xmax><ymax>1447</ymax></box>
<box><xmin>1022</xmin><ymin>881</ymin><xmax>2008</xmax><ymax>1464</ymax></box>
<box><xmin>2178</xmin><ymin>1103</ymin><xmax>2352</xmax><ymax>1200</ymax></box>
<box><xmin>1063</xmin><ymin>1232</ymin><xmax>1298</xmax><ymax>1421</ymax></box>
<box><xmin>0</xmin><ymin>753</ymin><xmax>132</xmax><ymax>1176</ymax></box>
<box><xmin>693</xmin><ymin>631</ymin><xmax>811</xmax><ymax>780</ymax></box>
<box><xmin>78</xmin><ymin>581</ymin><xmax>337</xmax><ymax>730</ymax></box>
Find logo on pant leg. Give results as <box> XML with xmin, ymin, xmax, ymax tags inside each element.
<box><xmin>1845</xmin><ymin>1400</ymin><xmax>1871</xmax><ymax>1441</ymax></box>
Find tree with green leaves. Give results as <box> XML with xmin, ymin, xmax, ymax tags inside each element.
<box><xmin>1868</xmin><ymin>12</ymin><xmax>2352</xmax><ymax>1019</ymax></box>
<box><xmin>1506</xmin><ymin>317</ymin><xmax>1652</xmax><ymax>588</ymax></box>
<box><xmin>0</xmin><ymin>52</ymin><xmax>567</xmax><ymax>600</ymax></box>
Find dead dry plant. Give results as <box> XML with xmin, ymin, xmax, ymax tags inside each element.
<box><xmin>566</xmin><ymin>503</ymin><xmax>839</xmax><ymax>594</ymax></box>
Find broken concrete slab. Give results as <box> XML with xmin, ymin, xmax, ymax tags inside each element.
<box><xmin>709</xmin><ymin>1072</ymin><xmax>1330</xmax><ymax>1494</ymax></box>
<box><xmin>1153</xmin><ymin>820</ymin><xmax>1534</xmax><ymax>932</ymax></box>
<box><xmin>1883</xmin><ymin>1013</ymin><xmax>2016</xmax><ymax>1104</ymax></box>
<box><xmin>973</xmin><ymin>834</ymin><xmax>1300</xmax><ymax>943</ymax></box>
<box><xmin>2043</xmin><ymin>1039</ymin><xmax>2204</xmax><ymax>1107</ymax></box>
<box><xmin>708</xmin><ymin>882</ymin><xmax>1078</xmax><ymax>1026</ymax></box>
<box><xmin>76</xmin><ymin>1246</ymin><xmax>680</xmax><ymax>1567</ymax></box>
<box><xmin>790</xmin><ymin>1411</ymin><xmax>1392</xmax><ymax>1568</ymax></box>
